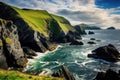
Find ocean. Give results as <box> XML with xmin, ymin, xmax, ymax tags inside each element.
<box><xmin>24</xmin><ymin>30</ymin><xmax>120</xmax><ymax>80</ymax></box>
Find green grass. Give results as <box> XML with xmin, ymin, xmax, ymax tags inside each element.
<box><xmin>12</xmin><ymin>7</ymin><xmax>51</xmax><ymax>37</ymax></box>
<box><xmin>0</xmin><ymin>2</ymin><xmax>76</xmax><ymax>38</ymax></box>
<box><xmin>0</xmin><ymin>69</ymin><xmax>64</xmax><ymax>80</ymax></box>
<box><xmin>11</xmin><ymin>6</ymin><xmax>75</xmax><ymax>37</ymax></box>
<box><xmin>51</xmin><ymin>14</ymin><xmax>75</xmax><ymax>34</ymax></box>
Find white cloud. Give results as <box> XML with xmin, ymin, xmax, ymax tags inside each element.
<box><xmin>0</xmin><ymin>0</ymin><xmax>120</xmax><ymax>28</ymax></box>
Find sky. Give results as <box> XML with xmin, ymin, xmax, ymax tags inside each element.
<box><xmin>0</xmin><ymin>0</ymin><xmax>120</xmax><ymax>28</ymax></box>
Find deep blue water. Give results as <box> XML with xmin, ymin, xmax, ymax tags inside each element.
<box><xmin>24</xmin><ymin>30</ymin><xmax>120</xmax><ymax>80</ymax></box>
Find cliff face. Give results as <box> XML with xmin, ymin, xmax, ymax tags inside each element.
<box><xmin>0</xmin><ymin>19</ymin><xmax>27</xmax><ymax>69</ymax></box>
<box><xmin>0</xmin><ymin>2</ymin><xmax>83</xmax><ymax>69</ymax></box>
<box><xmin>0</xmin><ymin>2</ymin><xmax>81</xmax><ymax>52</ymax></box>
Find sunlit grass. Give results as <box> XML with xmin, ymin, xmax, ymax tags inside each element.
<box><xmin>11</xmin><ymin>6</ymin><xmax>74</xmax><ymax>37</ymax></box>
<box><xmin>0</xmin><ymin>69</ymin><xmax>64</xmax><ymax>80</ymax></box>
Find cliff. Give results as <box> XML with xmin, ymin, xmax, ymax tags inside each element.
<box><xmin>0</xmin><ymin>2</ymin><xmax>82</xmax><ymax>52</ymax></box>
<box><xmin>0</xmin><ymin>18</ymin><xmax>27</xmax><ymax>69</ymax></box>
<box><xmin>75</xmin><ymin>23</ymin><xmax>101</xmax><ymax>30</ymax></box>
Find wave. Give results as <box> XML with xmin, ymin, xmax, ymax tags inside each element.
<box><xmin>38</xmin><ymin>68</ymin><xmax>53</xmax><ymax>76</ymax></box>
<box><xmin>24</xmin><ymin>45</ymin><xmax>62</xmax><ymax>72</ymax></box>
<box><xmin>34</xmin><ymin>45</ymin><xmax>62</xmax><ymax>58</ymax></box>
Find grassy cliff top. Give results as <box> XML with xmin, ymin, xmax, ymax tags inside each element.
<box><xmin>0</xmin><ymin>69</ymin><xmax>63</xmax><ymax>80</ymax></box>
<box><xmin>0</xmin><ymin>2</ymin><xmax>75</xmax><ymax>37</ymax></box>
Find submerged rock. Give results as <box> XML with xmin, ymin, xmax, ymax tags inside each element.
<box><xmin>94</xmin><ymin>69</ymin><xmax>120</xmax><ymax>80</ymax></box>
<box><xmin>88</xmin><ymin>44</ymin><xmax>120</xmax><ymax>62</ymax></box>
<box><xmin>0</xmin><ymin>19</ymin><xmax>27</xmax><ymax>69</ymax></box>
<box><xmin>52</xmin><ymin>65</ymin><xmax>75</xmax><ymax>80</ymax></box>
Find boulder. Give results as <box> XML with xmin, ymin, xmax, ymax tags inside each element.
<box><xmin>94</xmin><ymin>69</ymin><xmax>120</xmax><ymax>80</ymax></box>
<box><xmin>52</xmin><ymin>65</ymin><xmax>75</xmax><ymax>80</ymax></box>
<box><xmin>88</xmin><ymin>41</ymin><xmax>96</xmax><ymax>44</ymax></box>
<box><xmin>90</xmin><ymin>38</ymin><xmax>96</xmax><ymax>40</ymax></box>
<box><xmin>88</xmin><ymin>31</ymin><xmax>94</xmax><ymax>34</ymax></box>
<box><xmin>0</xmin><ymin>19</ymin><xmax>27</xmax><ymax>69</ymax></box>
<box><xmin>107</xmin><ymin>27</ymin><xmax>116</xmax><ymax>30</ymax></box>
<box><xmin>70</xmin><ymin>40</ymin><xmax>83</xmax><ymax>45</ymax></box>
<box><xmin>88</xmin><ymin>44</ymin><xmax>120</xmax><ymax>62</ymax></box>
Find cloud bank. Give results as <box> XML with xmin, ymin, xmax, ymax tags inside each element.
<box><xmin>0</xmin><ymin>0</ymin><xmax>120</xmax><ymax>28</ymax></box>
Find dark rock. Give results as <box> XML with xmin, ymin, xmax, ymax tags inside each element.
<box><xmin>88</xmin><ymin>41</ymin><xmax>96</xmax><ymax>44</ymax></box>
<box><xmin>52</xmin><ymin>65</ymin><xmax>75</xmax><ymax>80</ymax></box>
<box><xmin>107</xmin><ymin>27</ymin><xmax>116</xmax><ymax>30</ymax></box>
<box><xmin>0</xmin><ymin>19</ymin><xmax>28</xmax><ymax>69</ymax></box>
<box><xmin>88</xmin><ymin>31</ymin><xmax>94</xmax><ymax>34</ymax></box>
<box><xmin>90</xmin><ymin>38</ymin><xmax>96</xmax><ymax>40</ymax></box>
<box><xmin>94</xmin><ymin>69</ymin><xmax>120</xmax><ymax>80</ymax></box>
<box><xmin>23</xmin><ymin>47</ymin><xmax>37</xmax><ymax>56</ymax></box>
<box><xmin>53</xmin><ymin>31</ymin><xmax>82</xmax><ymax>43</ymax></box>
<box><xmin>22</xmin><ymin>47</ymin><xmax>37</xmax><ymax>59</ymax></box>
<box><xmin>70</xmin><ymin>40</ymin><xmax>83</xmax><ymax>45</ymax></box>
<box><xmin>88</xmin><ymin>44</ymin><xmax>120</xmax><ymax>62</ymax></box>
<box><xmin>74</xmin><ymin>25</ymin><xmax>87</xmax><ymax>35</ymax></box>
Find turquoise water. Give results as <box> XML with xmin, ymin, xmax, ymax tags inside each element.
<box><xmin>25</xmin><ymin>30</ymin><xmax>120</xmax><ymax>80</ymax></box>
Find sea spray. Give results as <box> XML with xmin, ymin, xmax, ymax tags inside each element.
<box><xmin>23</xmin><ymin>45</ymin><xmax>62</xmax><ymax>73</ymax></box>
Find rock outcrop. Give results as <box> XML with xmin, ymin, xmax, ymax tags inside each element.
<box><xmin>70</xmin><ymin>40</ymin><xmax>83</xmax><ymax>45</ymax></box>
<box><xmin>88</xmin><ymin>31</ymin><xmax>94</xmax><ymax>34</ymax></box>
<box><xmin>107</xmin><ymin>27</ymin><xmax>116</xmax><ymax>30</ymax></box>
<box><xmin>52</xmin><ymin>65</ymin><xmax>75</xmax><ymax>80</ymax></box>
<box><xmin>0</xmin><ymin>19</ymin><xmax>27</xmax><ymax>69</ymax></box>
<box><xmin>74</xmin><ymin>25</ymin><xmax>87</xmax><ymax>35</ymax></box>
<box><xmin>88</xmin><ymin>44</ymin><xmax>120</xmax><ymax>62</ymax></box>
<box><xmin>87</xmin><ymin>41</ymin><xmax>96</xmax><ymax>44</ymax></box>
<box><xmin>22</xmin><ymin>47</ymin><xmax>37</xmax><ymax>59</ymax></box>
<box><xmin>94</xmin><ymin>69</ymin><xmax>120</xmax><ymax>80</ymax></box>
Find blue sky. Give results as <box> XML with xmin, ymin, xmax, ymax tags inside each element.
<box><xmin>95</xmin><ymin>0</ymin><xmax>120</xmax><ymax>9</ymax></box>
<box><xmin>0</xmin><ymin>0</ymin><xmax>120</xmax><ymax>28</ymax></box>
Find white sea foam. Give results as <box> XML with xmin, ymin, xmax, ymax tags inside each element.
<box><xmin>34</xmin><ymin>45</ymin><xmax>62</xmax><ymax>59</ymax></box>
<box><xmin>81</xmin><ymin>60</ymin><xmax>94</xmax><ymax>66</ymax></box>
<box><xmin>38</xmin><ymin>68</ymin><xmax>52</xmax><ymax>76</ymax></box>
<box><xmin>24</xmin><ymin>45</ymin><xmax>62</xmax><ymax>71</ymax></box>
<box><xmin>81</xmin><ymin>50</ymin><xmax>91</xmax><ymax>56</ymax></box>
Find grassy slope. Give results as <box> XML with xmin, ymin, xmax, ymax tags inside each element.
<box><xmin>51</xmin><ymin>14</ymin><xmax>75</xmax><ymax>34</ymax></box>
<box><xmin>0</xmin><ymin>69</ymin><xmax>63</xmax><ymax>80</ymax></box>
<box><xmin>11</xmin><ymin>6</ymin><xmax>75</xmax><ymax>37</ymax></box>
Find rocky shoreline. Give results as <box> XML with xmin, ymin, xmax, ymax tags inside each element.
<box><xmin>0</xmin><ymin>2</ymin><xmax>120</xmax><ymax>80</ymax></box>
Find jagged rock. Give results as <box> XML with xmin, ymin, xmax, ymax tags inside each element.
<box><xmin>54</xmin><ymin>31</ymin><xmax>82</xmax><ymax>43</ymax></box>
<box><xmin>88</xmin><ymin>41</ymin><xmax>96</xmax><ymax>44</ymax></box>
<box><xmin>70</xmin><ymin>40</ymin><xmax>83</xmax><ymax>45</ymax></box>
<box><xmin>88</xmin><ymin>44</ymin><xmax>120</xmax><ymax>62</ymax></box>
<box><xmin>88</xmin><ymin>31</ymin><xmax>94</xmax><ymax>34</ymax></box>
<box><xmin>94</xmin><ymin>69</ymin><xmax>120</xmax><ymax>80</ymax></box>
<box><xmin>52</xmin><ymin>65</ymin><xmax>75</xmax><ymax>80</ymax></box>
<box><xmin>22</xmin><ymin>47</ymin><xmax>37</xmax><ymax>59</ymax></box>
<box><xmin>0</xmin><ymin>19</ymin><xmax>27</xmax><ymax>69</ymax></box>
<box><xmin>74</xmin><ymin>25</ymin><xmax>87</xmax><ymax>35</ymax></box>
